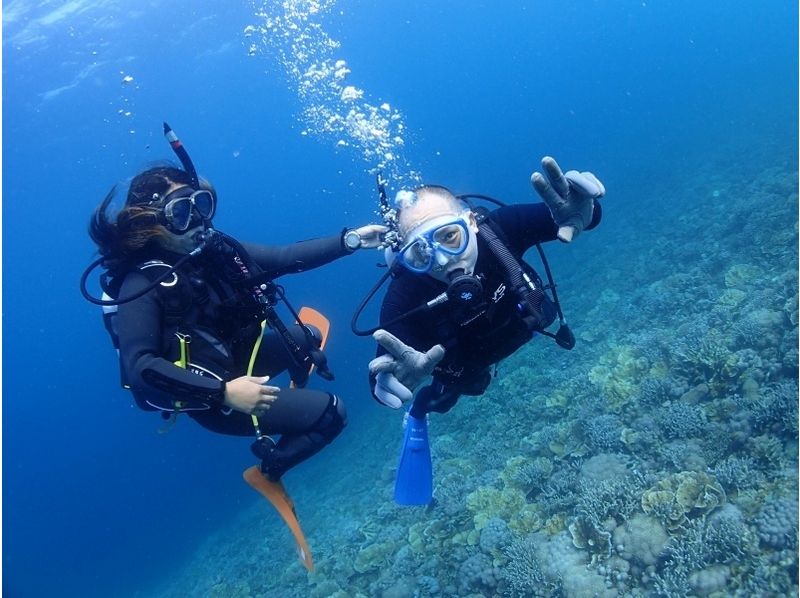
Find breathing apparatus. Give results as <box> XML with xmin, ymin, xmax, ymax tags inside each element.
<box><xmin>210</xmin><ymin>231</ymin><xmax>334</xmax><ymax>381</ymax></box>
<box><xmin>80</xmin><ymin>122</ymin><xmax>334</xmax><ymax>380</ymax></box>
<box><xmin>351</xmin><ymin>180</ymin><xmax>575</xmax><ymax>350</ymax></box>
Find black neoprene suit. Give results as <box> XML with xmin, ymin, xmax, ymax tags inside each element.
<box><xmin>370</xmin><ymin>202</ymin><xmax>602</xmax><ymax>416</ymax></box>
<box><xmin>116</xmin><ymin>232</ymin><xmax>351</xmax><ymax>479</ymax></box>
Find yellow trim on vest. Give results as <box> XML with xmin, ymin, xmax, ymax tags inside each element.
<box><xmin>247</xmin><ymin>321</ymin><xmax>267</xmax><ymax>377</ymax></box>
<box><xmin>248</xmin><ymin>321</ymin><xmax>267</xmax><ymax>433</ymax></box>
<box><xmin>173</xmin><ymin>332</ymin><xmax>190</xmax><ymax>369</ymax></box>
<box><xmin>170</xmin><ymin>333</ymin><xmax>191</xmax><ymax>412</ymax></box>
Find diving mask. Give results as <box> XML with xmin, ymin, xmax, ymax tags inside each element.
<box><xmin>396</xmin><ymin>213</ymin><xmax>472</xmax><ymax>273</ymax></box>
<box><xmin>157</xmin><ymin>187</ymin><xmax>216</xmax><ymax>234</ymax></box>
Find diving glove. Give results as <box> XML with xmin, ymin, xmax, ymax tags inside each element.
<box><xmin>532</xmin><ymin>156</ymin><xmax>605</xmax><ymax>243</ymax></box>
<box><xmin>372</xmin><ymin>364</ymin><xmax>412</xmax><ymax>408</ymax></box>
<box><xmin>369</xmin><ymin>330</ymin><xmax>445</xmax><ymax>409</ymax></box>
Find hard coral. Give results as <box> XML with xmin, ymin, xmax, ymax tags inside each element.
<box><xmin>500</xmin><ymin>455</ymin><xmax>553</xmax><ymax>495</ymax></box>
<box><xmin>581</xmin><ymin>413</ymin><xmax>625</xmax><ymax>451</ymax></box>
<box><xmin>568</xmin><ymin>515</ymin><xmax>612</xmax><ymax>557</ymax></box>
<box><xmin>612</xmin><ymin>514</ymin><xmax>668</xmax><ymax>566</ymax></box>
<box><xmin>655</xmin><ymin>402</ymin><xmax>708</xmax><ymax>439</ymax></box>
<box><xmin>457</xmin><ymin>552</ymin><xmax>499</xmax><ymax>595</ymax></box>
<box><xmin>575</xmin><ymin>476</ymin><xmax>644</xmax><ymax>525</ymax></box>
<box><xmin>638</xmin><ymin>376</ymin><xmax>686</xmax><ymax>408</ymax></box>
<box><xmin>704</xmin><ymin>504</ymin><xmax>754</xmax><ymax>565</ymax></box>
<box><xmin>588</xmin><ymin>345</ymin><xmax>649</xmax><ymax>407</ymax></box>
<box><xmin>501</xmin><ymin>536</ymin><xmax>555</xmax><ymax>598</ymax></box>
<box><xmin>673</xmin><ymin>336</ymin><xmax>736</xmax><ymax>393</ymax></box>
<box><xmin>354</xmin><ymin>541</ymin><xmax>395</xmax><ymax>573</ymax></box>
<box><xmin>465</xmin><ymin>486</ymin><xmax>526</xmax><ymax>530</ymax></box>
<box><xmin>641</xmin><ymin>471</ymin><xmax>725</xmax><ymax>530</ymax></box>
<box><xmin>752</xmin><ymin>380</ymin><xmax>799</xmax><ymax>436</ymax></box>
<box><xmin>478</xmin><ymin>517</ymin><xmax>511</xmax><ymax>557</ymax></box>
<box><xmin>711</xmin><ymin>455</ymin><xmax>764</xmax><ymax>493</ymax></box>
<box><xmin>754</xmin><ymin>497</ymin><xmax>799</xmax><ymax>550</ymax></box>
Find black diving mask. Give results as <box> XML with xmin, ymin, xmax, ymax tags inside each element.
<box><xmin>158</xmin><ymin>188</ymin><xmax>216</xmax><ymax>234</ymax></box>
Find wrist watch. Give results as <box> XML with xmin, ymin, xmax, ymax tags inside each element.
<box><xmin>344</xmin><ymin>229</ymin><xmax>362</xmax><ymax>251</ymax></box>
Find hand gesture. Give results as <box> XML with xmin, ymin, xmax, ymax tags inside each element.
<box><xmin>368</xmin><ymin>330</ymin><xmax>445</xmax><ymax>408</ymax></box>
<box><xmin>531</xmin><ymin>156</ymin><xmax>605</xmax><ymax>243</ymax></box>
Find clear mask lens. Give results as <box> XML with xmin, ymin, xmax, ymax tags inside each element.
<box><xmin>397</xmin><ymin>216</ymin><xmax>470</xmax><ymax>273</ymax></box>
<box><xmin>403</xmin><ymin>239</ymin><xmax>435</xmax><ymax>270</ymax></box>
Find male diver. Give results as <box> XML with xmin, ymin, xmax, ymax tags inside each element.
<box><xmin>356</xmin><ymin>157</ymin><xmax>605</xmax><ymax>504</ymax></box>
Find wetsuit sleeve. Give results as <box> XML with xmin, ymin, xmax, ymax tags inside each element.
<box><xmin>491</xmin><ymin>201</ymin><xmax>603</xmax><ymax>253</ymax></box>
<box><xmin>116</xmin><ymin>272</ymin><xmax>227</xmax><ymax>409</ymax></box>
<box><xmin>242</xmin><ymin>231</ymin><xmax>350</xmax><ymax>278</ymax></box>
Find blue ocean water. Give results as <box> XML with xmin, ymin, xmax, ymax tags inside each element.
<box><xmin>3</xmin><ymin>1</ymin><xmax>797</xmax><ymax>597</ymax></box>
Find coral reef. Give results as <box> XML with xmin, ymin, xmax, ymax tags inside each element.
<box><xmin>150</xmin><ymin>148</ymin><xmax>798</xmax><ymax>598</ymax></box>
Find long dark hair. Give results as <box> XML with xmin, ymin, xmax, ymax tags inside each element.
<box><xmin>89</xmin><ymin>165</ymin><xmax>193</xmax><ymax>274</ymax></box>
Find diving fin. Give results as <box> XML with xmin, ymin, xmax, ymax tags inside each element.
<box><xmin>242</xmin><ymin>307</ymin><xmax>328</xmax><ymax>571</ymax></box>
<box><xmin>393</xmin><ymin>414</ymin><xmax>433</xmax><ymax>506</ymax></box>
<box><xmin>243</xmin><ymin>466</ymin><xmax>315</xmax><ymax>572</ymax></box>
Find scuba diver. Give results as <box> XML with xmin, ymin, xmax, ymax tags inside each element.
<box><xmin>353</xmin><ymin>157</ymin><xmax>605</xmax><ymax>505</ymax></box>
<box><xmin>81</xmin><ymin>124</ymin><xmax>386</xmax><ymax>569</ymax></box>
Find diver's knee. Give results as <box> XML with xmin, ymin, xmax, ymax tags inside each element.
<box><xmin>295</xmin><ymin>324</ymin><xmax>322</xmax><ymax>347</ymax></box>
<box><xmin>315</xmin><ymin>393</ymin><xmax>347</xmax><ymax>443</ymax></box>
<box><xmin>307</xmin><ymin>324</ymin><xmax>321</xmax><ymax>343</ymax></box>
<box><xmin>429</xmin><ymin>391</ymin><xmax>460</xmax><ymax>414</ymax></box>
<box><xmin>332</xmin><ymin>393</ymin><xmax>348</xmax><ymax>426</ymax></box>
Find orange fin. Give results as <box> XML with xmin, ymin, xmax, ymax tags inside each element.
<box><xmin>243</xmin><ymin>465</ymin><xmax>314</xmax><ymax>572</ymax></box>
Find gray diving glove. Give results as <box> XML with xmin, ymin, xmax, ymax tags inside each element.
<box><xmin>368</xmin><ymin>329</ymin><xmax>445</xmax><ymax>409</ymax></box>
<box><xmin>531</xmin><ymin>156</ymin><xmax>605</xmax><ymax>243</ymax></box>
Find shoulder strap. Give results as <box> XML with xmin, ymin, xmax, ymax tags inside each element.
<box><xmin>476</xmin><ymin>218</ymin><xmax>557</xmax><ymax>333</ymax></box>
<box><xmin>128</xmin><ymin>260</ymin><xmax>193</xmax><ymax>325</ymax></box>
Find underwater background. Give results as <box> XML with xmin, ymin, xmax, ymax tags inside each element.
<box><xmin>3</xmin><ymin>1</ymin><xmax>798</xmax><ymax>596</ymax></box>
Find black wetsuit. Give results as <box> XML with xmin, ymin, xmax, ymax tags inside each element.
<box><xmin>370</xmin><ymin>202</ymin><xmax>602</xmax><ymax>416</ymax></box>
<box><xmin>115</xmin><ymin>232</ymin><xmax>351</xmax><ymax>479</ymax></box>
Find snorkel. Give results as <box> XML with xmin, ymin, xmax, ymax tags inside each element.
<box><xmin>163</xmin><ymin>122</ymin><xmax>200</xmax><ymax>189</ymax></box>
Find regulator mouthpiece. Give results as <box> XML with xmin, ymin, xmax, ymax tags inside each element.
<box><xmin>191</xmin><ymin>228</ymin><xmax>223</xmax><ymax>255</ymax></box>
<box><xmin>446</xmin><ymin>269</ymin><xmax>483</xmax><ymax>309</ymax></box>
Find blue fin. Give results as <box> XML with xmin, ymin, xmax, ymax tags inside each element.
<box><xmin>394</xmin><ymin>414</ymin><xmax>432</xmax><ymax>505</ymax></box>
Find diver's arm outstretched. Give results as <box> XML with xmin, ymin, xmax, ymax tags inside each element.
<box><xmin>242</xmin><ymin>234</ymin><xmax>349</xmax><ymax>278</ymax></box>
<box><xmin>489</xmin><ymin>200</ymin><xmax>602</xmax><ymax>255</ymax></box>
<box><xmin>244</xmin><ymin>224</ymin><xmax>388</xmax><ymax>278</ymax></box>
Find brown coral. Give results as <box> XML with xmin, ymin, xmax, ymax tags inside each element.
<box><xmin>642</xmin><ymin>471</ymin><xmax>726</xmax><ymax>530</ymax></box>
